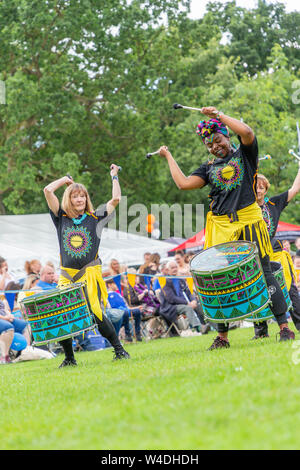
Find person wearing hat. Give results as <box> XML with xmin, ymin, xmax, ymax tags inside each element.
<box><xmin>159</xmin><ymin>106</ymin><xmax>295</xmax><ymax>348</ymax></box>
<box><xmin>252</xmin><ymin>171</ymin><xmax>300</xmax><ymax>338</ymax></box>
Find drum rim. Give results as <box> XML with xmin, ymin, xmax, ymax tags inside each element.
<box><xmin>190</xmin><ymin>241</ymin><xmax>258</xmax><ymax>273</ymax></box>
<box><xmin>20</xmin><ymin>282</ymin><xmax>86</xmax><ymax>305</ymax></box>
<box><xmin>190</xmin><ymin>251</ymin><xmax>258</xmax><ymax>275</ymax></box>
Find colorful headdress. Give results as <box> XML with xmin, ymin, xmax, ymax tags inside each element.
<box><xmin>196</xmin><ymin>118</ymin><xmax>229</xmax><ymax>143</ymax></box>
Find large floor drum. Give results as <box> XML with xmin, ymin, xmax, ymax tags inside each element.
<box><xmin>190</xmin><ymin>241</ymin><xmax>270</xmax><ymax>323</ymax></box>
<box><xmin>21</xmin><ymin>283</ymin><xmax>95</xmax><ymax>345</ymax></box>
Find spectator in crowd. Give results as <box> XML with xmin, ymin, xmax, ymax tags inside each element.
<box><xmin>36</xmin><ymin>265</ymin><xmax>58</xmax><ymax>290</ymax></box>
<box><xmin>0</xmin><ymin>257</ymin><xmax>19</xmax><ymax>291</ymax></box>
<box><xmin>123</xmin><ymin>270</ymin><xmax>161</xmax><ymax>318</ymax></box>
<box><xmin>24</xmin><ymin>259</ymin><xmax>42</xmax><ymax>278</ymax></box>
<box><xmin>295</xmin><ymin>238</ymin><xmax>300</xmax><ymax>251</ymax></box>
<box><xmin>45</xmin><ymin>261</ymin><xmax>59</xmax><ymax>283</ymax></box>
<box><xmin>0</xmin><ymin>298</ymin><xmax>30</xmax><ymax>363</ymax></box>
<box><xmin>139</xmin><ymin>253</ymin><xmax>160</xmax><ymax>286</ymax></box>
<box><xmin>104</xmin><ymin>258</ymin><xmax>127</xmax><ymax>278</ymax></box>
<box><xmin>159</xmin><ymin>260</ymin><xmax>210</xmax><ymax>334</ymax></box>
<box><xmin>0</xmin><ymin>326</ymin><xmax>14</xmax><ymax>364</ymax></box>
<box><xmin>174</xmin><ymin>250</ymin><xmax>191</xmax><ymax>276</ymax></box>
<box><xmin>282</xmin><ymin>240</ymin><xmax>291</xmax><ymax>254</ymax></box>
<box><xmin>106</xmin><ymin>279</ymin><xmax>142</xmax><ymax>342</ymax></box>
<box><xmin>294</xmin><ymin>250</ymin><xmax>300</xmax><ymax>290</ymax></box>
<box><xmin>17</xmin><ymin>274</ymin><xmax>40</xmax><ymax>307</ymax></box>
<box><xmin>102</xmin><ymin>258</ymin><xmax>127</xmax><ymax>293</ymax></box>
<box><xmin>153</xmin><ymin>261</ymin><xmax>169</xmax><ymax>296</ymax></box>
<box><xmin>143</xmin><ymin>252</ymin><xmax>151</xmax><ymax>264</ymax></box>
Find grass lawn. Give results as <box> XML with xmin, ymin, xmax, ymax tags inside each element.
<box><xmin>1</xmin><ymin>323</ymin><xmax>300</xmax><ymax>450</ymax></box>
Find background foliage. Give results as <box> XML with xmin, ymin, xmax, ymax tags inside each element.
<box><xmin>0</xmin><ymin>0</ymin><xmax>299</xmax><ymax>231</ymax></box>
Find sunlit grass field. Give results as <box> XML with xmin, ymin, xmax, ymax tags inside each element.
<box><xmin>1</xmin><ymin>324</ymin><xmax>300</xmax><ymax>450</ymax></box>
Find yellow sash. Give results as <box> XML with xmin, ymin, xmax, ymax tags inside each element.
<box><xmin>270</xmin><ymin>250</ymin><xmax>296</xmax><ymax>291</ymax></box>
<box><xmin>59</xmin><ymin>264</ymin><xmax>108</xmax><ymax>321</ymax></box>
<box><xmin>204</xmin><ymin>202</ymin><xmax>273</xmax><ymax>258</ymax></box>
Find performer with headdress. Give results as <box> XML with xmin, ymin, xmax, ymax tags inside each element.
<box><xmin>43</xmin><ymin>165</ymin><xmax>130</xmax><ymax>367</ymax></box>
<box><xmin>159</xmin><ymin>106</ymin><xmax>295</xmax><ymax>349</ymax></box>
<box><xmin>253</xmin><ymin>172</ymin><xmax>300</xmax><ymax>338</ymax></box>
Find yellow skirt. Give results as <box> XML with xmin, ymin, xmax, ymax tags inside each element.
<box><xmin>58</xmin><ymin>263</ymin><xmax>108</xmax><ymax>321</ymax></box>
<box><xmin>204</xmin><ymin>202</ymin><xmax>273</xmax><ymax>259</ymax></box>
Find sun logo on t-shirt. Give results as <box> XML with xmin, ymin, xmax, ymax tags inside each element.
<box><xmin>211</xmin><ymin>157</ymin><xmax>244</xmax><ymax>191</ymax></box>
<box><xmin>63</xmin><ymin>226</ymin><xmax>92</xmax><ymax>258</ymax></box>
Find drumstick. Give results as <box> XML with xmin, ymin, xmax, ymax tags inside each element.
<box><xmin>259</xmin><ymin>154</ymin><xmax>272</xmax><ymax>161</ymax></box>
<box><xmin>173</xmin><ymin>103</ymin><xmax>203</xmax><ymax>112</ymax></box>
<box><xmin>289</xmin><ymin>149</ymin><xmax>300</xmax><ymax>161</ymax></box>
<box><xmin>146</xmin><ymin>150</ymin><xmax>160</xmax><ymax>159</ymax></box>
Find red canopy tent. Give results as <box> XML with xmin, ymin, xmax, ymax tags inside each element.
<box><xmin>169</xmin><ymin>220</ymin><xmax>300</xmax><ymax>253</ymax></box>
<box><xmin>169</xmin><ymin>229</ymin><xmax>205</xmax><ymax>253</ymax></box>
<box><xmin>275</xmin><ymin>221</ymin><xmax>300</xmax><ymax>242</ymax></box>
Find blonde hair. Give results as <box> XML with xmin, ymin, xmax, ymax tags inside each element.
<box><xmin>257</xmin><ymin>174</ymin><xmax>270</xmax><ymax>191</ymax></box>
<box><xmin>61</xmin><ymin>183</ymin><xmax>94</xmax><ymax>218</ymax></box>
<box><xmin>22</xmin><ymin>274</ymin><xmax>39</xmax><ymax>290</ymax></box>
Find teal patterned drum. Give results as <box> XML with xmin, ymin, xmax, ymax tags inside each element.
<box><xmin>190</xmin><ymin>241</ymin><xmax>270</xmax><ymax>323</ymax></box>
<box><xmin>244</xmin><ymin>263</ymin><xmax>291</xmax><ymax>322</ymax></box>
<box><xmin>20</xmin><ymin>283</ymin><xmax>95</xmax><ymax>345</ymax></box>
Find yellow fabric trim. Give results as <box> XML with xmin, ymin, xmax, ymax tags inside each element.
<box><xmin>270</xmin><ymin>250</ymin><xmax>295</xmax><ymax>291</ymax></box>
<box><xmin>204</xmin><ymin>202</ymin><xmax>273</xmax><ymax>258</ymax></box>
<box><xmin>58</xmin><ymin>264</ymin><xmax>108</xmax><ymax>321</ymax></box>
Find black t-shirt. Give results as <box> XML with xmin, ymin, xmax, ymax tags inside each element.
<box><xmin>260</xmin><ymin>191</ymin><xmax>289</xmax><ymax>240</ymax></box>
<box><xmin>50</xmin><ymin>205</ymin><xmax>109</xmax><ymax>269</ymax></box>
<box><xmin>191</xmin><ymin>136</ymin><xmax>258</xmax><ymax>216</ymax></box>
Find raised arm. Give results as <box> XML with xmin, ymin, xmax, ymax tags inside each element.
<box><xmin>43</xmin><ymin>176</ymin><xmax>73</xmax><ymax>216</ymax></box>
<box><xmin>288</xmin><ymin>163</ymin><xmax>300</xmax><ymax>202</ymax></box>
<box><xmin>201</xmin><ymin>107</ymin><xmax>255</xmax><ymax>146</ymax></box>
<box><xmin>159</xmin><ymin>146</ymin><xmax>206</xmax><ymax>190</ymax></box>
<box><xmin>106</xmin><ymin>164</ymin><xmax>121</xmax><ymax>216</ymax></box>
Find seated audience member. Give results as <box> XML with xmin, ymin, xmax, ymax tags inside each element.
<box><xmin>0</xmin><ymin>326</ymin><xmax>14</xmax><ymax>364</ymax></box>
<box><xmin>24</xmin><ymin>259</ymin><xmax>42</xmax><ymax>278</ymax></box>
<box><xmin>36</xmin><ymin>265</ymin><xmax>58</xmax><ymax>290</ymax></box>
<box><xmin>106</xmin><ymin>279</ymin><xmax>142</xmax><ymax>342</ymax></box>
<box><xmin>294</xmin><ymin>250</ymin><xmax>300</xmax><ymax>290</ymax></box>
<box><xmin>123</xmin><ymin>271</ymin><xmax>160</xmax><ymax>317</ymax></box>
<box><xmin>102</xmin><ymin>258</ymin><xmax>127</xmax><ymax>292</ymax></box>
<box><xmin>174</xmin><ymin>250</ymin><xmax>191</xmax><ymax>276</ymax></box>
<box><xmin>153</xmin><ymin>261</ymin><xmax>169</xmax><ymax>296</ymax></box>
<box><xmin>0</xmin><ymin>298</ymin><xmax>30</xmax><ymax>363</ymax></box>
<box><xmin>295</xmin><ymin>238</ymin><xmax>300</xmax><ymax>252</ymax></box>
<box><xmin>17</xmin><ymin>274</ymin><xmax>40</xmax><ymax>306</ymax></box>
<box><xmin>104</xmin><ymin>258</ymin><xmax>127</xmax><ymax>277</ymax></box>
<box><xmin>143</xmin><ymin>252</ymin><xmax>151</xmax><ymax>264</ymax></box>
<box><xmin>159</xmin><ymin>260</ymin><xmax>210</xmax><ymax>334</ymax></box>
<box><xmin>45</xmin><ymin>261</ymin><xmax>59</xmax><ymax>283</ymax></box>
<box><xmin>282</xmin><ymin>239</ymin><xmax>291</xmax><ymax>254</ymax></box>
<box><xmin>139</xmin><ymin>253</ymin><xmax>160</xmax><ymax>286</ymax></box>
<box><xmin>0</xmin><ymin>257</ymin><xmax>19</xmax><ymax>291</ymax></box>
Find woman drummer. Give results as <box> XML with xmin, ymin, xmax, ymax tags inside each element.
<box><xmin>43</xmin><ymin>165</ymin><xmax>130</xmax><ymax>367</ymax></box>
<box><xmin>159</xmin><ymin>107</ymin><xmax>295</xmax><ymax>349</ymax></box>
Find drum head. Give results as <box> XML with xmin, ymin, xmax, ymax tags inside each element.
<box><xmin>190</xmin><ymin>241</ymin><xmax>256</xmax><ymax>273</ymax></box>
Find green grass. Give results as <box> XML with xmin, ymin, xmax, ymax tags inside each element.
<box><xmin>1</xmin><ymin>324</ymin><xmax>300</xmax><ymax>450</ymax></box>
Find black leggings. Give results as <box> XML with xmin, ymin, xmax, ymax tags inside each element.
<box><xmin>60</xmin><ymin>313</ymin><xmax>123</xmax><ymax>359</ymax></box>
<box><xmin>217</xmin><ymin>231</ymin><xmax>287</xmax><ymax>334</ymax></box>
<box><xmin>254</xmin><ymin>279</ymin><xmax>300</xmax><ymax>336</ymax></box>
